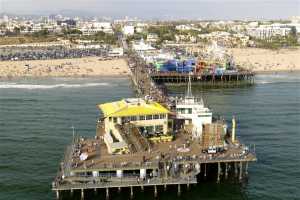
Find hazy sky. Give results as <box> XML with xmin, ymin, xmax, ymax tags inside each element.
<box><xmin>0</xmin><ymin>0</ymin><xmax>299</xmax><ymax>19</ymax></box>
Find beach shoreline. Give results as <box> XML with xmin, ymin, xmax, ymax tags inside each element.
<box><xmin>0</xmin><ymin>75</ymin><xmax>131</xmax><ymax>81</ymax></box>
<box><xmin>1</xmin><ymin>47</ymin><xmax>300</xmax><ymax>79</ymax></box>
<box><xmin>253</xmin><ymin>69</ymin><xmax>300</xmax><ymax>74</ymax></box>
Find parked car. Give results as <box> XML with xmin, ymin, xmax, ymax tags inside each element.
<box><xmin>207</xmin><ymin>146</ymin><xmax>217</xmax><ymax>154</ymax></box>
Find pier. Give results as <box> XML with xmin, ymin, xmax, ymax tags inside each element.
<box><xmin>128</xmin><ymin>52</ymin><xmax>169</xmax><ymax>103</ymax></box>
<box><xmin>151</xmin><ymin>71</ymin><xmax>255</xmax><ymax>86</ymax></box>
<box><xmin>53</xmin><ymin>120</ymin><xmax>256</xmax><ymax>199</ymax></box>
<box><xmin>127</xmin><ymin>51</ymin><xmax>254</xmax><ymax>104</ymax></box>
<box><xmin>52</xmin><ymin>51</ymin><xmax>257</xmax><ymax>199</ymax></box>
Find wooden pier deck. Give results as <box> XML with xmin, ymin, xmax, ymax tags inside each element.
<box><xmin>53</xmin><ymin>120</ymin><xmax>256</xmax><ymax>196</ymax></box>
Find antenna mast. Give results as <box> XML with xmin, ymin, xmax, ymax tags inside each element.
<box><xmin>186</xmin><ymin>73</ymin><xmax>193</xmax><ymax>97</ymax></box>
<box><xmin>71</xmin><ymin>125</ymin><xmax>75</xmax><ymax>143</ymax></box>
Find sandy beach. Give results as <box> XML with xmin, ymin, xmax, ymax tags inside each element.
<box><xmin>1</xmin><ymin>47</ymin><xmax>299</xmax><ymax>78</ymax></box>
<box><xmin>229</xmin><ymin>47</ymin><xmax>300</xmax><ymax>73</ymax></box>
<box><xmin>0</xmin><ymin>57</ymin><xmax>129</xmax><ymax>78</ymax></box>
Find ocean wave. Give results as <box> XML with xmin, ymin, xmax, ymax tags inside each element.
<box><xmin>256</xmin><ymin>80</ymin><xmax>300</xmax><ymax>85</ymax></box>
<box><xmin>0</xmin><ymin>82</ymin><xmax>109</xmax><ymax>89</ymax></box>
<box><xmin>256</xmin><ymin>73</ymin><xmax>300</xmax><ymax>84</ymax></box>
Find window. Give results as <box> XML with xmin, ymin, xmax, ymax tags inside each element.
<box><xmin>113</xmin><ymin>117</ymin><xmax>117</xmax><ymax>123</ymax></box>
<box><xmin>139</xmin><ymin>115</ymin><xmax>145</xmax><ymax>120</ymax></box>
<box><xmin>121</xmin><ymin>117</ymin><xmax>128</xmax><ymax>123</ymax></box>
<box><xmin>146</xmin><ymin>126</ymin><xmax>154</xmax><ymax>133</ymax></box>
<box><xmin>160</xmin><ymin>114</ymin><xmax>165</xmax><ymax>119</ymax></box>
<box><xmin>177</xmin><ymin>108</ymin><xmax>185</xmax><ymax>114</ymax></box>
<box><xmin>146</xmin><ymin>115</ymin><xmax>153</xmax><ymax>120</ymax></box>
<box><xmin>153</xmin><ymin>115</ymin><xmax>159</xmax><ymax>119</ymax></box>
<box><xmin>198</xmin><ymin>114</ymin><xmax>211</xmax><ymax>117</ymax></box>
<box><xmin>130</xmin><ymin>116</ymin><xmax>137</xmax><ymax>121</ymax></box>
<box><xmin>188</xmin><ymin>108</ymin><xmax>192</xmax><ymax>114</ymax></box>
<box><xmin>109</xmin><ymin>117</ymin><xmax>112</xmax><ymax>122</ymax></box>
<box><xmin>155</xmin><ymin>125</ymin><xmax>163</xmax><ymax>132</ymax></box>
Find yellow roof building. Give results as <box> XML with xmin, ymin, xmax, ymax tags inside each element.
<box><xmin>98</xmin><ymin>98</ymin><xmax>170</xmax><ymax>118</ymax></box>
<box><xmin>98</xmin><ymin>98</ymin><xmax>171</xmax><ymax>154</ymax></box>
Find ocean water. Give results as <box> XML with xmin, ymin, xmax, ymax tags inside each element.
<box><xmin>0</xmin><ymin>73</ymin><xmax>299</xmax><ymax>200</ymax></box>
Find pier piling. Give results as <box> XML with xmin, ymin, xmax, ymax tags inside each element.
<box><xmin>56</xmin><ymin>190</ymin><xmax>59</xmax><ymax>199</ymax></box>
<box><xmin>239</xmin><ymin>162</ymin><xmax>243</xmax><ymax>181</ymax></box>
<box><xmin>130</xmin><ymin>186</ymin><xmax>134</xmax><ymax>199</ymax></box>
<box><xmin>81</xmin><ymin>189</ymin><xmax>84</xmax><ymax>200</ymax></box>
<box><xmin>225</xmin><ymin>163</ymin><xmax>228</xmax><ymax>179</ymax></box>
<box><xmin>217</xmin><ymin>162</ymin><xmax>221</xmax><ymax>183</ymax></box>
<box><xmin>178</xmin><ymin>184</ymin><xmax>181</xmax><ymax>196</ymax></box>
<box><xmin>106</xmin><ymin>188</ymin><xmax>109</xmax><ymax>200</ymax></box>
<box><xmin>234</xmin><ymin>162</ymin><xmax>238</xmax><ymax>177</ymax></box>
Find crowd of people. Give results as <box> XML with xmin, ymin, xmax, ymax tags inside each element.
<box><xmin>0</xmin><ymin>46</ymin><xmax>109</xmax><ymax>61</ymax></box>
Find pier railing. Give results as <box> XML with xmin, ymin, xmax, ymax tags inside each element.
<box><xmin>150</xmin><ymin>71</ymin><xmax>255</xmax><ymax>77</ymax></box>
<box><xmin>53</xmin><ymin>175</ymin><xmax>197</xmax><ymax>191</ymax></box>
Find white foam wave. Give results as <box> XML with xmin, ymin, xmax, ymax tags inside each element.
<box><xmin>256</xmin><ymin>80</ymin><xmax>300</xmax><ymax>85</ymax></box>
<box><xmin>256</xmin><ymin>81</ymin><xmax>272</xmax><ymax>84</ymax></box>
<box><xmin>0</xmin><ymin>82</ymin><xmax>109</xmax><ymax>89</ymax></box>
<box><xmin>256</xmin><ymin>73</ymin><xmax>300</xmax><ymax>84</ymax></box>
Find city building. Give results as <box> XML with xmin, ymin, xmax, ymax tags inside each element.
<box><xmin>79</xmin><ymin>22</ymin><xmax>113</xmax><ymax>35</ymax></box>
<box><xmin>122</xmin><ymin>25</ymin><xmax>135</xmax><ymax>36</ymax></box>
<box><xmin>98</xmin><ymin>98</ymin><xmax>170</xmax><ymax>153</ymax></box>
<box><xmin>175</xmin><ymin>77</ymin><xmax>212</xmax><ymax>139</ymax></box>
<box><xmin>108</xmin><ymin>48</ymin><xmax>124</xmax><ymax>57</ymax></box>
<box><xmin>247</xmin><ymin>24</ymin><xmax>292</xmax><ymax>39</ymax></box>
<box><xmin>146</xmin><ymin>33</ymin><xmax>159</xmax><ymax>43</ymax></box>
<box><xmin>135</xmin><ymin>23</ymin><xmax>148</xmax><ymax>33</ymax></box>
<box><xmin>176</xmin><ymin>24</ymin><xmax>192</xmax><ymax>31</ymax></box>
<box><xmin>132</xmin><ymin>39</ymin><xmax>156</xmax><ymax>52</ymax></box>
